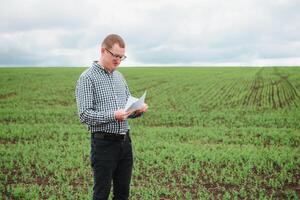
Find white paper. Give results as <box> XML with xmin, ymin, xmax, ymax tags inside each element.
<box><xmin>125</xmin><ymin>91</ymin><xmax>147</xmax><ymax>112</ymax></box>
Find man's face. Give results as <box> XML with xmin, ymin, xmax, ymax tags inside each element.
<box><xmin>102</xmin><ymin>43</ymin><xmax>125</xmax><ymax>72</ymax></box>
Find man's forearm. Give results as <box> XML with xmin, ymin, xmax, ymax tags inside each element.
<box><xmin>79</xmin><ymin>109</ymin><xmax>115</xmax><ymax>125</ymax></box>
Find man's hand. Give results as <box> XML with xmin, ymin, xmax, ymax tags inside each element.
<box><xmin>115</xmin><ymin>109</ymin><xmax>132</xmax><ymax>122</ymax></box>
<box><xmin>135</xmin><ymin>103</ymin><xmax>148</xmax><ymax>115</ymax></box>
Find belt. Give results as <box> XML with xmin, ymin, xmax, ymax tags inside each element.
<box><xmin>92</xmin><ymin>130</ymin><xmax>130</xmax><ymax>141</ymax></box>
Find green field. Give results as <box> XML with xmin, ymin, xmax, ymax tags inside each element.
<box><xmin>1</xmin><ymin>67</ymin><xmax>299</xmax><ymax>199</ymax></box>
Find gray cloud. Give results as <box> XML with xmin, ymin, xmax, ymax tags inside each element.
<box><xmin>0</xmin><ymin>0</ymin><xmax>300</xmax><ymax>66</ymax></box>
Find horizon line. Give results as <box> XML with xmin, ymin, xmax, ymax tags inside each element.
<box><xmin>0</xmin><ymin>65</ymin><xmax>300</xmax><ymax>68</ymax></box>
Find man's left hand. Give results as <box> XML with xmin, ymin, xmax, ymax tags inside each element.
<box><xmin>135</xmin><ymin>103</ymin><xmax>148</xmax><ymax>115</ymax></box>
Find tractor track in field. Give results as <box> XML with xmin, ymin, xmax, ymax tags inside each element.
<box><xmin>243</xmin><ymin>67</ymin><xmax>300</xmax><ymax>108</ymax></box>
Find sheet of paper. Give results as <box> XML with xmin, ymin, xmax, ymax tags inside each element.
<box><xmin>125</xmin><ymin>91</ymin><xmax>147</xmax><ymax>112</ymax></box>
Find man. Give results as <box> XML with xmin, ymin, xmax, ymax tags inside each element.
<box><xmin>75</xmin><ymin>34</ymin><xmax>148</xmax><ymax>200</ymax></box>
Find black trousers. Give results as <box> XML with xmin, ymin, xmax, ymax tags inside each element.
<box><xmin>90</xmin><ymin>135</ymin><xmax>133</xmax><ymax>200</ymax></box>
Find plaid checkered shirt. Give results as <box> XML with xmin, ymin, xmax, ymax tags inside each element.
<box><xmin>76</xmin><ymin>61</ymin><xmax>135</xmax><ymax>134</ymax></box>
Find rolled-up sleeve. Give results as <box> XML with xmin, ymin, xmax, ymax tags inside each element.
<box><xmin>76</xmin><ymin>75</ymin><xmax>115</xmax><ymax>125</ymax></box>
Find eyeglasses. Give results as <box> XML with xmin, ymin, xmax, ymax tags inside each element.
<box><xmin>105</xmin><ymin>48</ymin><xmax>127</xmax><ymax>61</ymax></box>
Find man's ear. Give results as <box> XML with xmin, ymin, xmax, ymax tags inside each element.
<box><xmin>100</xmin><ymin>47</ymin><xmax>105</xmax><ymax>54</ymax></box>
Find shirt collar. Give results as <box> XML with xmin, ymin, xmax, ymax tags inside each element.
<box><xmin>93</xmin><ymin>61</ymin><xmax>114</xmax><ymax>74</ymax></box>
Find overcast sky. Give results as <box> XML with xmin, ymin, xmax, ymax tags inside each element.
<box><xmin>1</xmin><ymin>0</ymin><xmax>300</xmax><ymax>67</ymax></box>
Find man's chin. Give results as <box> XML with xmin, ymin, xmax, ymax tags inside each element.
<box><xmin>107</xmin><ymin>65</ymin><xmax>117</xmax><ymax>72</ymax></box>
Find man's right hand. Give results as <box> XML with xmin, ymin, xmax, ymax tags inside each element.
<box><xmin>114</xmin><ymin>109</ymin><xmax>132</xmax><ymax>122</ymax></box>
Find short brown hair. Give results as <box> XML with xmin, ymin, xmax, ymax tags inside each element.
<box><xmin>101</xmin><ymin>34</ymin><xmax>125</xmax><ymax>49</ymax></box>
